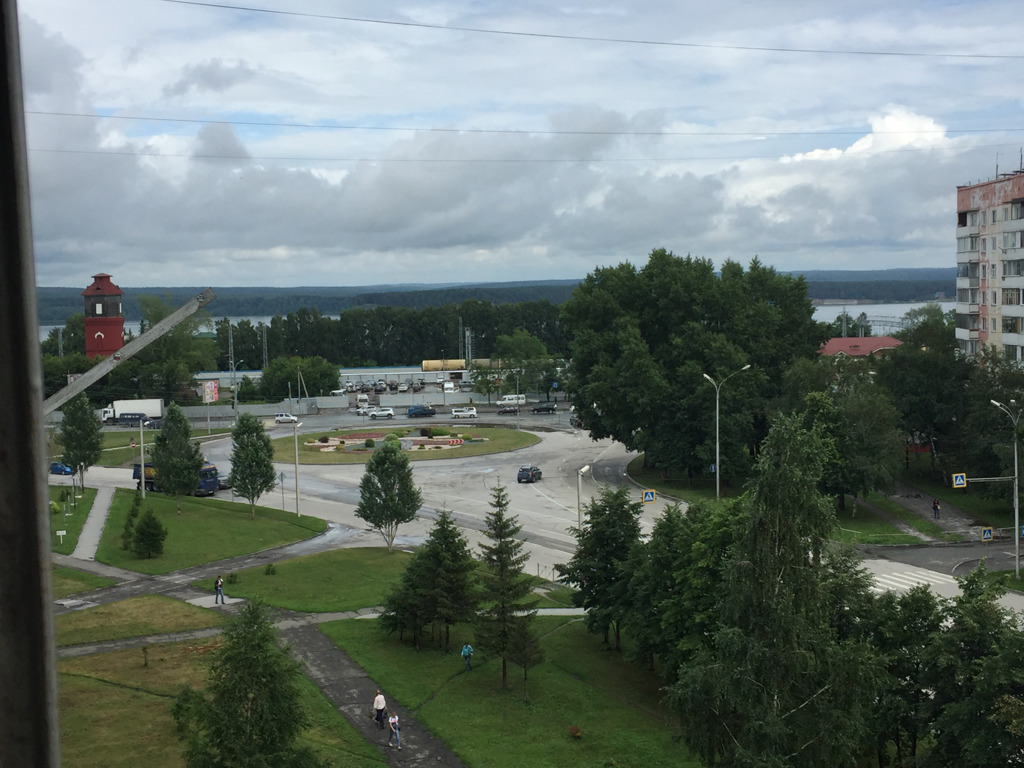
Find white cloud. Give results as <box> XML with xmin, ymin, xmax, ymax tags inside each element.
<box><xmin>18</xmin><ymin>0</ymin><xmax>1024</xmax><ymax>287</ymax></box>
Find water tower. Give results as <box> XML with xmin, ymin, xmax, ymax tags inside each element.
<box><xmin>82</xmin><ymin>273</ymin><xmax>125</xmax><ymax>358</ymax></box>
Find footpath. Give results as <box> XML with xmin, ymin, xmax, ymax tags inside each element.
<box><xmin>54</xmin><ymin>488</ymin><xmax>472</xmax><ymax>767</ymax></box>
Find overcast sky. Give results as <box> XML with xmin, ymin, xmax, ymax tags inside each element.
<box><xmin>18</xmin><ymin>0</ymin><xmax>1024</xmax><ymax>288</ymax></box>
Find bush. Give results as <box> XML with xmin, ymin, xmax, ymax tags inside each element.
<box><xmin>365</xmin><ymin>438</ymin><xmax>375</xmax><ymax>448</ymax></box>
<box><xmin>132</xmin><ymin>509</ymin><xmax>167</xmax><ymax>559</ymax></box>
<box><xmin>318</xmin><ymin>436</ymin><xmax>330</xmax><ymax>444</ymax></box>
<box><xmin>384</xmin><ymin>433</ymin><xmax>400</xmax><ymax>444</ymax></box>
<box><xmin>226</xmin><ymin>572</ymin><xmax>239</xmax><ymax>585</ymax></box>
<box><xmin>264</xmin><ymin>563</ymin><xmax>277</xmax><ymax>576</ymax></box>
<box><xmin>420</xmin><ymin>428</ymin><xmax>431</xmax><ymax>437</ymax></box>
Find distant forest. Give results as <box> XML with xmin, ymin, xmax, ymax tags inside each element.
<box><xmin>37</xmin><ymin>269</ymin><xmax>955</xmax><ymax>325</ymax></box>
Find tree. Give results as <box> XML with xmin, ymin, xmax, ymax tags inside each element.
<box><xmin>476</xmin><ymin>484</ymin><xmax>538</xmax><ymax>689</ymax></box>
<box><xmin>354</xmin><ymin>440</ymin><xmax>422</xmax><ymax>552</ymax></box>
<box><xmin>132</xmin><ymin>508</ymin><xmax>167</xmax><ymax>558</ymax></box>
<box><xmin>172</xmin><ymin>598</ymin><xmax>326</xmax><ymax>768</ymax></box>
<box><xmin>230</xmin><ymin>413</ymin><xmax>277</xmax><ymax>519</ymax></box>
<box><xmin>557</xmin><ymin>485</ymin><xmax>642</xmax><ymax>649</ymax></box>
<box><xmin>258</xmin><ymin>355</ymin><xmax>339</xmax><ymax>400</ymax></box>
<box><xmin>56</xmin><ymin>393</ymin><xmax>103</xmax><ymax>488</ymax></box>
<box><xmin>670</xmin><ymin>414</ymin><xmax>880</xmax><ymax>767</ymax></box>
<box><xmin>150</xmin><ymin>402</ymin><xmax>204</xmax><ymax>514</ymax></box>
<box><xmin>494</xmin><ymin>329</ymin><xmax>547</xmax><ymax>396</ymax></box>
<box><xmin>507</xmin><ymin>615</ymin><xmax>543</xmax><ymax>682</ymax></box>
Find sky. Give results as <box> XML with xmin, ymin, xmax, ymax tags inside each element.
<box><xmin>17</xmin><ymin>0</ymin><xmax>1024</xmax><ymax>288</ymax></box>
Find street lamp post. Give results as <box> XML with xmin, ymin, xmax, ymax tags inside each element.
<box><xmin>703</xmin><ymin>364</ymin><xmax>751</xmax><ymax>500</ymax></box>
<box><xmin>577</xmin><ymin>464</ymin><xmax>591</xmax><ymax>530</ymax></box>
<box><xmin>991</xmin><ymin>399</ymin><xmax>1020</xmax><ymax>580</ymax></box>
<box><xmin>293</xmin><ymin>422</ymin><xmax>303</xmax><ymax>517</ymax></box>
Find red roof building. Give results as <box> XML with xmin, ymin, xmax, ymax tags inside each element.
<box><xmin>82</xmin><ymin>273</ymin><xmax>125</xmax><ymax>359</ymax></box>
<box><xmin>818</xmin><ymin>336</ymin><xmax>903</xmax><ymax>357</ymax></box>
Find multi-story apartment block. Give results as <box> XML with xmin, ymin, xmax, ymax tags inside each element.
<box><xmin>955</xmin><ymin>172</ymin><xmax>1024</xmax><ymax>358</ymax></box>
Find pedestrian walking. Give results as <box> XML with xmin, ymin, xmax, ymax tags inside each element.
<box><xmin>214</xmin><ymin>575</ymin><xmax>225</xmax><ymax>604</ymax></box>
<box><xmin>932</xmin><ymin>499</ymin><xmax>941</xmax><ymax>519</ymax></box>
<box><xmin>372</xmin><ymin>689</ymin><xmax>387</xmax><ymax>729</ymax></box>
<box><xmin>387</xmin><ymin>710</ymin><xmax>402</xmax><ymax>750</ymax></box>
<box><xmin>461</xmin><ymin>642</ymin><xmax>474</xmax><ymax>671</ymax></box>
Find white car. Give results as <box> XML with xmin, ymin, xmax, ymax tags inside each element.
<box><xmin>397</xmin><ymin>382</ymin><xmax>409</xmax><ymax>393</ymax></box>
<box><xmin>451</xmin><ymin>407</ymin><xmax>477</xmax><ymax>419</ymax></box>
<box><xmin>355</xmin><ymin>405</ymin><xmax>375</xmax><ymax>416</ymax></box>
<box><xmin>274</xmin><ymin>413</ymin><xmax>299</xmax><ymax>423</ymax></box>
<box><xmin>369</xmin><ymin>407</ymin><xmax>394</xmax><ymax>419</ymax></box>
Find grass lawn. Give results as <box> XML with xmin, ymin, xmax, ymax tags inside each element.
<box><xmin>198</xmin><ymin>548</ymin><xmax>413</xmax><ymax>612</ymax></box>
<box><xmin>97</xmin><ymin>428</ymin><xmax>232</xmax><ymax>467</ymax></box>
<box><xmin>273</xmin><ymin>426</ymin><xmax>540</xmax><ymax>465</ymax></box>
<box><xmin>58</xmin><ymin>638</ymin><xmax>385</xmax><ymax>768</ymax></box>
<box><xmin>321</xmin><ymin>616</ymin><xmax>699</xmax><ymax>768</ymax></box>
<box><xmin>94</xmin><ymin>489</ymin><xmax>327</xmax><ymax>574</ymax></box>
<box><xmin>865</xmin><ymin>491</ymin><xmax>965</xmax><ymax>542</ymax></box>
<box><xmin>48</xmin><ymin>485</ymin><xmax>96</xmax><ymax>554</ymax></box>
<box><xmin>904</xmin><ymin>470</ymin><xmax>1015</xmax><ymax>528</ymax></box>
<box><xmin>52</xmin><ymin>566</ymin><xmax>115</xmax><ymax>599</ymax></box>
<box><xmin>626</xmin><ymin>455</ymin><xmax>738</xmax><ymax>505</ymax></box>
<box><xmin>54</xmin><ymin>595</ymin><xmax>224</xmax><ymax>646</ymax></box>
<box><xmin>834</xmin><ymin>499</ymin><xmax>921</xmax><ymax>546</ymax></box>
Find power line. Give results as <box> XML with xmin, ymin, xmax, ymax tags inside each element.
<box><xmin>25</xmin><ymin>110</ymin><xmax>1024</xmax><ymax>139</ymax></box>
<box><xmin>159</xmin><ymin>0</ymin><xmax>1024</xmax><ymax>60</ymax></box>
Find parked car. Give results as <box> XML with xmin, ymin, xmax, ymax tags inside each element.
<box><xmin>370</xmin><ymin>407</ymin><xmax>395</xmax><ymax>419</ymax></box>
<box><xmin>397</xmin><ymin>382</ymin><xmax>409</xmax><ymax>393</ymax></box>
<box><xmin>497</xmin><ymin>405</ymin><xmax>519</xmax><ymax>415</ymax></box>
<box><xmin>49</xmin><ymin>462</ymin><xmax>73</xmax><ymax>475</ymax></box>
<box><xmin>532</xmin><ymin>402</ymin><xmax>557</xmax><ymax>414</ymax></box>
<box><xmin>407</xmin><ymin>405</ymin><xmax>436</xmax><ymax>417</ymax></box>
<box><xmin>517</xmin><ymin>465</ymin><xmax>542</xmax><ymax>483</ymax></box>
<box><xmin>451</xmin><ymin>407</ymin><xmax>477</xmax><ymax>419</ymax></box>
<box><xmin>355</xmin><ymin>405</ymin><xmax>375</xmax><ymax>416</ymax></box>
<box><xmin>217</xmin><ymin>473</ymin><xmax>232</xmax><ymax>490</ymax></box>
<box><xmin>142</xmin><ymin>417</ymin><xmax>163</xmax><ymax>429</ymax></box>
<box><xmin>275</xmin><ymin>413</ymin><xmax>299</xmax><ymax>423</ymax></box>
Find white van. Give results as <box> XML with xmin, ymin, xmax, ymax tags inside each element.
<box><xmin>497</xmin><ymin>394</ymin><xmax>526</xmax><ymax>407</ymax></box>
<box><xmin>451</xmin><ymin>407</ymin><xmax>477</xmax><ymax>419</ymax></box>
<box><xmin>356</xmin><ymin>393</ymin><xmax>370</xmax><ymax>408</ymax></box>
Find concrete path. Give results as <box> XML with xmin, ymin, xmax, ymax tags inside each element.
<box><xmin>71</xmin><ymin>484</ymin><xmax>115</xmax><ymax>560</ymax></box>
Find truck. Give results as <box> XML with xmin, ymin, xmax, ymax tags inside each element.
<box><xmin>100</xmin><ymin>399</ymin><xmax>164</xmax><ymax>425</ymax></box>
<box><xmin>132</xmin><ymin>460</ymin><xmax>219</xmax><ymax>497</ymax></box>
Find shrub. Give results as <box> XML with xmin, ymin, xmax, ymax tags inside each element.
<box><xmin>132</xmin><ymin>509</ymin><xmax>167</xmax><ymax>559</ymax></box>
<box><xmin>264</xmin><ymin>563</ymin><xmax>277</xmax><ymax>576</ymax></box>
<box><xmin>384</xmin><ymin>433</ymin><xmax>400</xmax><ymax>444</ymax></box>
<box><xmin>420</xmin><ymin>427</ymin><xmax>431</xmax><ymax>437</ymax></box>
<box><xmin>226</xmin><ymin>572</ymin><xmax>239</xmax><ymax>585</ymax></box>
<box><xmin>318</xmin><ymin>436</ymin><xmax>330</xmax><ymax>444</ymax></box>
<box><xmin>365</xmin><ymin>438</ymin><xmax>375</xmax><ymax>448</ymax></box>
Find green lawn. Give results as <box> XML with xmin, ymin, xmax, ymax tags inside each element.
<box><xmin>52</xmin><ymin>566</ymin><xmax>115</xmax><ymax>599</ymax></box>
<box><xmin>626</xmin><ymin>455</ymin><xmax>724</xmax><ymax>504</ymax></box>
<box><xmin>198</xmin><ymin>548</ymin><xmax>413</xmax><ymax>612</ymax></box>
<box><xmin>95</xmin><ymin>490</ymin><xmax>327</xmax><ymax>574</ymax></box>
<box><xmin>274</xmin><ymin>426</ymin><xmax>540</xmax><ymax>465</ymax></box>
<box><xmin>54</xmin><ymin>594</ymin><xmax>224</xmax><ymax>646</ymax></box>
<box><xmin>834</xmin><ymin>499</ymin><xmax>922</xmax><ymax>546</ymax></box>
<box><xmin>865</xmin><ymin>491</ymin><xmax>964</xmax><ymax>542</ymax></box>
<box><xmin>321</xmin><ymin>617</ymin><xmax>699</xmax><ymax>768</ymax></box>
<box><xmin>58</xmin><ymin>638</ymin><xmax>385</xmax><ymax>768</ymax></box>
<box><xmin>48</xmin><ymin>485</ymin><xmax>96</xmax><ymax>554</ymax></box>
<box><xmin>96</xmin><ymin>428</ymin><xmax>232</xmax><ymax>467</ymax></box>
<box><xmin>904</xmin><ymin>471</ymin><xmax>1015</xmax><ymax>528</ymax></box>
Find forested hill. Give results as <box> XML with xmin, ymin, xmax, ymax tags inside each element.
<box><xmin>37</xmin><ymin>269</ymin><xmax>955</xmax><ymax>324</ymax></box>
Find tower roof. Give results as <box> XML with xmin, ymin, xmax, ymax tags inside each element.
<box><xmin>81</xmin><ymin>273</ymin><xmax>123</xmax><ymax>297</ymax></box>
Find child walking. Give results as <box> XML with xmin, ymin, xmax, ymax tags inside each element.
<box><xmin>388</xmin><ymin>710</ymin><xmax>401</xmax><ymax>750</ymax></box>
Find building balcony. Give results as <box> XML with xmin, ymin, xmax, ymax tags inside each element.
<box><xmin>957</xmin><ymin>225</ymin><xmax>981</xmax><ymax>237</ymax></box>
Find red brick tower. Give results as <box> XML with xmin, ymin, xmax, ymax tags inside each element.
<box><xmin>82</xmin><ymin>273</ymin><xmax>125</xmax><ymax>358</ymax></box>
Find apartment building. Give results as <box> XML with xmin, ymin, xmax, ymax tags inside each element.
<box><xmin>955</xmin><ymin>172</ymin><xmax>1024</xmax><ymax>358</ymax></box>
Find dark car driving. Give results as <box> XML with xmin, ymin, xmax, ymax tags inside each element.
<box><xmin>497</xmin><ymin>405</ymin><xmax>519</xmax><ymax>415</ymax></box>
<box><xmin>532</xmin><ymin>402</ymin><xmax>557</xmax><ymax>414</ymax></box>
<box><xmin>517</xmin><ymin>465</ymin><xmax>542</xmax><ymax>483</ymax></box>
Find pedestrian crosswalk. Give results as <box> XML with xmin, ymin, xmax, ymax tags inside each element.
<box><xmin>866</xmin><ymin>564</ymin><xmax>958</xmax><ymax>596</ymax></box>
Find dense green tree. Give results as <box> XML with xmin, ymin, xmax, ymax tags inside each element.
<box><xmin>40</xmin><ymin>312</ymin><xmax>85</xmax><ymax>356</ymax></box>
<box><xmin>494</xmin><ymin>329</ymin><xmax>548</xmax><ymax>396</ymax></box>
<box><xmin>150</xmin><ymin>402</ymin><xmax>204</xmax><ymax>514</ymax></box>
<box><xmin>41</xmin><ymin>352</ymin><xmax>96</xmax><ymax>400</ymax></box>
<box><xmin>378</xmin><ymin>552</ymin><xmax>435</xmax><ymax>648</ymax></box>
<box><xmin>229</xmin><ymin>413</ymin><xmax>277</xmax><ymax>519</ymax></box>
<box><xmin>258</xmin><ymin>355</ymin><xmax>339</xmax><ymax>400</ymax></box>
<box><xmin>132</xmin><ymin>508</ymin><xmax>168</xmax><ymax>558</ymax></box>
<box><xmin>56</xmin><ymin>393</ymin><xmax>103</xmax><ymax>487</ymax></box>
<box><xmin>355</xmin><ymin>440</ymin><xmax>422</xmax><ymax>552</ymax></box>
<box><xmin>558</xmin><ymin>485</ymin><xmax>642</xmax><ymax>650</ymax></box>
<box><xmin>506</xmin><ymin>615</ymin><xmax>543</xmax><ymax>682</ymax></box>
<box><xmin>922</xmin><ymin>566</ymin><xmax>1024</xmax><ymax>768</ymax></box>
<box><xmin>172</xmin><ymin>598</ymin><xmax>326</xmax><ymax>768</ymax></box>
<box><xmin>477</xmin><ymin>484</ymin><xmax>538</xmax><ymax>689</ymax></box>
<box><xmin>563</xmin><ymin>249</ymin><xmax>816</xmax><ymax>482</ymax></box>
<box><xmin>670</xmin><ymin>414</ymin><xmax>879</xmax><ymax>767</ymax></box>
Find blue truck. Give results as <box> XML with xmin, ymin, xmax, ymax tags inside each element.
<box><xmin>132</xmin><ymin>461</ymin><xmax>219</xmax><ymax>497</ymax></box>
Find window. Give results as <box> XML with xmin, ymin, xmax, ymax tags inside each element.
<box><xmin>1013</xmin><ymin>201</ymin><xmax>1024</xmax><ymax>220</ymax></box>
<box><xmin>1004</xmin><ymin>260</ymin><xmax>1024</xmax><ymax>277</ymax></box>
<box><xmin>1005</xmin><ymin>345</ymin><xmax>1019</xmax><ymax>359</ymax></box>
<box><xmin>94</xmin><ymin>302</ymin><xmax>103</xmax><ymax>315</ymax></box>
<box><xmin>994</xmin><ymin>290</ymin><xmax>999</xmax><ymax>305</ymax></box>
<box><xmin>1004</xmin><ymin>317</ymin><xmax>1021</xmax><ymax>334</ymax></box>
<box><xmin>982</xmin><ymin>264</ymin><xmax>987</xmax><ymax>279</ymax></box>
<box><xmin>970</xmin><ymin>212</ymin><xmax>979</xmax><ymax>226</ymax></box>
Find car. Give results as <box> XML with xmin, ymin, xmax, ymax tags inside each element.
<box><xmin>370</xmin><ymin>407</ymin><xmax>395</xmax><ymax>419</ymax></box>
<box><xmin>532</xmin><ymin>402</ymin><xmax>558</xmax><ymax>414</ymax></box>
<box><xmin>217</xmin><ymin>473</ymin><xmax>232</xmax><ymax>490</ymax></box>
<box><xmin>497</xmin><ymin>405</ymin><xmax>519</xmax><ymax>415</ymax></box>
<box><xmin>275</xmin><ymin>413</ymin><xmax>299</xmax><ymax>423</ymax></box>
<box><xmin>142</xmin><ymin>417</ymin><xmax>163</xmax><ymax>429</ymax></box>
<box><xmin>49</xmin><ymin>462</ymin><xmax>73</xmax><ymax>475</ymax></box>
<box><xmin>407</xmin><ymin>405</ymin><xmax>436</xmax><ymax>417</ymax></box>
<box><xmin>451</xmin><ymin>407</ymin><xmax>477</xmax><ymax>418</ymax></box>
<box><xmin>397</xmin><ymin>382</ymin><xmax>409</xmax><ymax>393</ymax></box>
<box><xmin>355</xmin><ymin>404</ymin><xmax>375</xmax><ymax>416</ymax></box>
<box><xmin>517</xmin><ymin>465</ymin><xmax>542</xmax><ymax>483</ymax></box>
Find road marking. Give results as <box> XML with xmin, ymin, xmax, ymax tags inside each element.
<box><xmin>869</xmin><ymin>567</ymin><xmax>957</xmax><ymax>595</ymax></box>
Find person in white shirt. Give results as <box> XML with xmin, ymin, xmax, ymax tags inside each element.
<box><xmin>372</xmin><ymin>690</ymin><xmax>387</xmax><ymax>729</ymax></box>
<box><xmin>388</xmin><ymin>711</ymin><xmax>401</xmax><ymax>750</ymax></box>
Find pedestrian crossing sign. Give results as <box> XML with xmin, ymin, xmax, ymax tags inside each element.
<box><xmin>642</xmin><ymin>489</ymin><xmax>656</xmax><ymax>504</ymax></box>
<box><xmin>952</xmin><ymin>472</ymin><xmax>967</xmax><ymax>488</ymax></box>
<box><xmin>982</xmin><ymin>527</ymin><xmax>993</xmax><ymax>542</ymax></box>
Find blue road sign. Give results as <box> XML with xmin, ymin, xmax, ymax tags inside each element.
<box><xmin>642</xmin><ymin>489</ymin><xmax>656</xmax><ymax>504</ymax></box>
<box><xmin>952</xmin><ymin>472</ymin><xmax>967</xmax><ymax>489</ymax></box>
<box><xmin>982</xmin><ymin>527</ymin><xmax>994</xmax><ymax>542</ymax></box>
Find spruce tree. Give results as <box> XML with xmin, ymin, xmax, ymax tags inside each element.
<box><xmin>477</xmin><ymin>484</ymin><xmax>538</xmax><ymax>689</ymax></box>
<box><xmin>150</xmin><ymin>402</ymin><xmax>203</xmax><ymax>514</ymax></box>
<box><xmin>132</xmin><ymin>508</ymin><xmax>167</xmax><ymax>559</ymax></box>
<box><xmin>229</xmin><ymin>412</ymin><xmax>277</xmax><ymax>519</ymax></box>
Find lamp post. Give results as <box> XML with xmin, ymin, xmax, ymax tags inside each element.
<box><xmin>991</xmin><ymin>399</ymin><xmax>1020</xmax><ymax>580</ymax></box>
<box><xmin>703</xmin><ymin>364</ymin><xmax>751</xmax><ymax>500</ymax></box>
<box><xmin>293</xmin><ymin>422</ymin><xmax>303</xmax><ymax>517</ymax></box>
<box><xmin>577</xmin><ymin>464</ymin><xmax>591</xmax><ymax>530</ymax></box>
